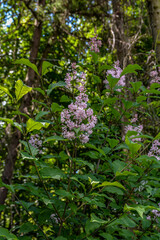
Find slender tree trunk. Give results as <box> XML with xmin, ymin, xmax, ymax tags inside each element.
<box><xmin>147</xmin><ymin>0</ymin><xmax>160</xmax><ymax>63</ymax></box>
<box><xmin>0</xmin><ymin>0</ymin><xmax>46</xmax><ymax>205</ymax></box>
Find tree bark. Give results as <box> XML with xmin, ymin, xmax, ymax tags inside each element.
<box><xmin>147</xmin><ymin>0</ymin><xmax>160</xmax><ymax>63</ymax></box>
<box><xmin>0</xmin><ymin>0</ymin><xmax>46</xmax><ymax>205</ymax></box>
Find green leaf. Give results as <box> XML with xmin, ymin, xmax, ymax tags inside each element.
<box><xmin>0</xmin><ymin>86</ymin><xmax>13</xmax><ymax>98</ymax></box>
<box><xmin>120</xmin><ymin>64</ymin><xmax>142</xmax><ymax>76</ymax></box>
<box><xmin>98</xmin><ymin>64</ymin><xmax>113</xmax><ymax>73</ymax></box>
<box><xmin>20</xmin><ymin>151</ymin><xmax>37</xmax><ymax>160</ymax></box>
<box><xmin>20</xmin><ymin>222</ymin><xmax>37</xmax><ymax>234</ymax></box>
<box><xmin>20</xmin><ymin>140</ymin><xmax>38</xmax><ymax>156</ymax></box>
<box><xmin>100</xmin><ymin>233</ymin><xmax>113</xmax><ymax>240</ymax></box>
<box><xmin>14</xmin><ymin>58</ymin><xmax>39</xmax><ymax>76</ymax></box>
<box><xmin>130</xmin><ymin>81</ymin><xmax>142</xmax><ymax>93</ymax></box>
<box><xmin>107</xmin><ymin>75</ymin><xmax>119</xmax><ymax>89</ymax></box>
<box><xmin>125</xmin><ymin>136</ymin><xmax>141</xmax><ymax>155</ymax></box>
<box><xmin>33</xmin><ymin>88</ymin><xmax>45</xmax><ymax>96</ymax></box>
<box><xmin>98</xmin><ymin>181</ymin><xmax>126</xmax><ymax>190</ymax></box>
<box><xmin>124</xmin><ymin>204</ymin><xmax>146</xmax><ymax>218</ymax></box>
<box><xmin>0</xmin><ymin>227</ymin><xmax>18</xmax><ymax>240</ymax></box>
<box><xmin>42</xmin><ymin>61</ymin><xmax>53</xmax><ymax>76</ymax></box>
<box><xmin>107</xmin><ymin>138</ymin><xmax>119</xmax><ymax>149</ymax></box>
<box><xmin>55</xmin><ymin>189</ymin><xmax>73</xmax><ymax>199</ymax></box>
<box><xmin>35</xmin><ymin>111</ymin><xmax>49</xmax><ymax>120</ymax></box>
<box><xmin>26</xmin><ymin>118</ymin><xmax>49</xmax><ymax>132</ymax></box>
<box><xmin>116</xmin><ymin>171</ymin><xmax>137</xmax><ymax>177</ymax></box>
<box><xmin>90</xmin><ymin>52</ymin><xmax>98</xmax><ymax>64</ymax></box>
<box><xmin>91</xmin><ymin>213</ymin><xmax>107</xmax><ymax>224</ymax></box>
<box><xmin>51</xmin><ymin>103</ymin><xmax>63</xmax><ymax>112</ymax></box>
<box><xmin>47</xmin><ymin>81</ymin><xmax>66</xmax><ymax>95</ymax></box>
<box><xmin>93</xmin><ymin>75</ymin><xmax>101</xmax><ymax>84</ymax></box>
<box><xmin>44</xmin><ymin>135</ymin><xmax>66</xmax><ymax>142</ymax></box>
<box><xmin>40</xmin><ymin>167</ymin><xmax>64</xmax><ymax>180</ymax></box>
<box><xmin>15</xmin><ymin>80</ymin><xmax>32</xmax><ymax>101</ymax></box>
<box><xmin>60</xmin><ymin>95</ymin><xmax>71</xmax><ymax>102</ymax></box>
<box><xmin>85</xmin><ymin>220</ymin><xmax>100</xmax><ymax>235</ymax></box>
<box><xmin>116</xmin><ymin>214</ymin><xmax>136</xmax><ymax>228</ymax></box>
<box><xmin>85</xmin><ymin>143</ymin><xmax>106</xmax><ymax>156</ymax></box>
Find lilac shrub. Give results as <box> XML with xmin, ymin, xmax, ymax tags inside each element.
<box><xmin>148</xmin><ymin>140</ymin><xmax>160</xmax><ymax>160</ymax></box>
<box><xmin>124</xmin><ymin>114</ymin><xmax>143</xmax><ymax>142</ymax></box>
<box><xmin>29</xmin><ymin>134</ymin><xmax>43</xmax><ymax>154</ymax></box>
<box><xmin>61</xmin><ymin>67</ymin><xmax>97</xmax><ymax>143</ymax></box>
<box><xmin>104</xmin><ymin>60</ymin><xmax>126</xmax><ymax>91</ymax></box>
<box><xmin>89</xmin><ymin>35</ymin><xmax>102</xmax><ymax>53</ymax></box>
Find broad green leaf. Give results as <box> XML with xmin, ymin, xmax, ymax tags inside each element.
<box><xmin>33</xmin><ymin>87</ymin><xmax>45</xmax><ymax>96</ymax></box>
<box><xmin>98</xmin><ymin>181</ymin><xmax>126</xmax><ymax>190</ymax></box>
<box><xmin>125</xmin><ymin>136</ymin><xmax>141</xmax><ymax>155</ymax></box>
<box><xmin>35</xmin><ymin>111</ymin><xmax>49</xmax><ymax>120</ymax></box>
<box><xmin>26</xmin><ymin>118</ymin><xmax>49</xmax><ymax>132</ymax></box>
<box><xmin>0</xmin><ymin>227</ymin><xmax>18</xmax><ymax>240</ymax></box>
<box><xmin>20</xmin><ymin>222</ymin><xmax>37</xmax><ymax>234</ymax></box>
<box><xmin>85</xmin><ymin>220</ymin><xmax>100</xmax><ymax>235</ymax></box>
<box><xmin>51</xmin><ymin>102</ymin><xmax>63</xmax><ymax>112</ymax></box>
<box><xmin>44</xmin><ymin>135</ymin><xmax>66</xmax><ymax>142</ymax></box>
<box><xmin>124</xmin><ymin>204</ymin><xmax>145</xmax><ymax>218</ymax></box>
<box><xmin>116</xmin><ymin>171</ymin><xmax>137</xmax><ymax>177</ymax></box>
<box><xmin>55</xmin><ymin>189</ymin><xmax>73</xmax><ymax>199</ymax></box>
<box><xmin>91</xmin><ymin>213</ymin><xmax>107</xmax><ymax>224</ymax></box>
<box><xmin>107</xmin><ymin>75</ymin><xmax>119</xmax><ymax>89</ymax></box>
<box><xmin>20</xmin><ymin>140</ymin><xmax>39</xmax><ymax>156</ymax></box>
<box><xmin>98</xmin><ymin>64</ymin><xmax>113</xmax><ymax>73</ymax></box>
<box><xmin>0</xmin><ymin>86</ymin><xmax>13</xmax><ymax>98</ymax></box>
<box><xmin>20</xmin><ymin>151</ymin><xmax>37</xmax><ymax>160</ymax></box>
<box><xmin>130</xmin><ymin>81</ymin><xmax>142</xmax><ymax>93</ymax></box>
<box><xmin>154</xmin><ymin>132</ymin><xmax>160</xmax><ymax>140</ymax></box>
<box><xmin>107</xmin><ymin>138</ymin><xmax>119</xmax><ymax>149</ymax></box>
<box><xmin>100</xmin><ymin>233</ymin><xmax>113</xmax><ymax>240</ymax></box>
<box><xmin>120</xmin><ymin>64</ymin><xmax>142</xmax><ymax>76</ymax></box>
<box><xmin>81</xmin><ymin>151</ymin><xmax>99</xmax><ymax>159</ymax></box>
<box><xmin>93</xmin><ymin>75</ymin><xmax>101</xmax><ymax>83</ymax></box>
<box><xmin>60</xmin><ymin>95</ymin><xmax>71</xmax><ymax>102</ymax></box>
<box><xmin>42</xmin><ymin>61</ymin><xmax>53</xmax><ymax>76</ymax></box>
<box><xmin>90</xmin><ymin>52</ymin><xmax>98</xmax><ymax>64</ymax></box>
<box><xmin>47</xmin><ymin>81</ymin><xmax>66</xmax><ymax>95</ymax></box>
<box><xmin>40</xmin><ymin>167</ymin><xmax>64</xmax><ymax>180</ymax></box>
<box><xmin>15</xmin><ymin>80</ymin><xmax>32</xmax><ymax>101</ymax></box>
<box><xmin>14</xmin><ymin>58</ymin><xmax>39</xmax><ymax>76</ymax></box>
<box><xmin>115</xmin><ymin>214</ymin><xmax>136</xmax><ymax>228</ymax></box>
<box><xmin>85</xmin><ymin>143</ymin><xmax>106</xmax><ymax>156</ymax></box>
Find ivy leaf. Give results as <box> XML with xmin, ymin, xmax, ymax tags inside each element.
<box><xmin>15</xmin><ymin>80</ymin><xmax>32</xmax><ymax>101</ymax></box>
<box><xmin>14</xmin><ymin>58</ymin><xmax>39</xmax><ymax>76</ymax></box>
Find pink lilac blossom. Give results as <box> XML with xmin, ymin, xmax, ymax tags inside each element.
<box><xmin>124</xmin><ymin>114</ymin><xmax>143</xmax><ymax>142</ymax></box>
<box><xmin>103</xmin><ymin>61</ymin><xmax>126</xmax><ymax>92</ymax></box>
<box><xmin>61</xmin><ymin>67</ymin><xmax>97</xmax><ymax>143</ymax></box>
<box><xmin>149</xmin><ymin>67</ymin><xmax>160</xmax><ymax>85</ymax></box>
<box><xmin>29</xmin><ymin>134</ymin><xmax>43</xmax><ymax>154</ymax></box>
<box><xmin>147</xmin><ymin>204</ymin><xmax>160</xmax><ymax>222</ymax></box>
<box><xmin>89</xmin><ymin>35</ymin><xmax>102</xmax><ymax>53</ymax></box>
<box><xmin>148</xmin><ymin>140</ymin><xmax>160</xmax><ymax>161</ymax></box>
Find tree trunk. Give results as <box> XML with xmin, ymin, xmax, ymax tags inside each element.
<box><xmin>147</xmin><ymin>0</ymin><xmax>160</xmax><ymax>63</ymax></box>
<box><xmin>0</xmin><ymin>0</ymin><xmax>46</xmax><ymax>205</ymax></box>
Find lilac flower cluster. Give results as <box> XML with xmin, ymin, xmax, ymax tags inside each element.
<box><xmin>149</xmin><ymin>67</ymin><xmax>160</xmax><ymax>85</ymax></box>
<box><xmin>61</xmin><ymin>66</ymin><xmax>97</xmax><ymax>143</ymax></box>
<box><xmin>89</xmin><ymin>35</ymin><xmax>102</xmax><ymax>53</ymax></box>
<box><xmin>29</xmin><ymin>134</ymin><xmax>42</xmax><ymax>154</ymax></box>
<box><xmin>124</xmin><ymin>114</ymin><xmax>143</xmax><ymax>142</ymax></box>
<box><xmin>148</xmin><ymin>140</ymin><xmax>160</xmax><ymax>161</ymax></box>
<box><xmin>147</xmin><ymin>204</ymin><xmax>160</xmax><ymax>222</ymax></box>
<box><xmin>103</xmin><ymin>61</ymin><xmax>126</xmax><ymax>92</ymax></box>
